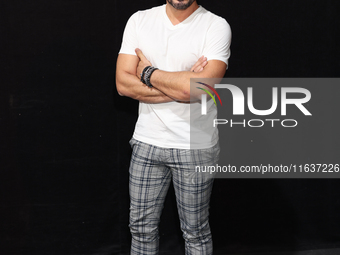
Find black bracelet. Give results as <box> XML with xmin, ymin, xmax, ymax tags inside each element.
<box><xmin>141</xmin><ymin>66</ymin><xmax>151</xmax><ymax>84</ymax></box>
<box><xmin>145</xmin><ymin>67</ymin><xmax>158</xmax><ymax>88</ymax></box>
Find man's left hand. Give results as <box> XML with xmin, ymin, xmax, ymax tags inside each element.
<box><xmin>135</xmin><ymin>48</ymin><xmax>152</xmax><ymax>80</ymax></box>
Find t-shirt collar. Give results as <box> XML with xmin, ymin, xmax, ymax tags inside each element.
<box><xmin>163</xmin><ymin>4</ymin><xmax>202</xmax><ymax>29</ymax></box>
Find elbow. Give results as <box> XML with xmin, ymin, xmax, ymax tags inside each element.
<box><xmin>179</xmin><ymin>81</ymin><xmax>192</xmax><ymax>101</ymax></box>
<box><xmin>116</xmin><ymin>86</ymin><xmax>125</xmax><ymax>96</ymax></box>
<box><xmin>170</xmin><ymin>78</ymin><xmax>191</xmax><ymax>101</ymax></box>
<box><xmin>180</xmin><ymin>88</ymin><xmax>191</xmax><ymax>101</ymax></box>
<box><xmin>171</xmin><ymin>86</ymin><xmax>190</xmax><ymax>101</ymax></box>
<box><xmin>116</xmin><ymin>71</ymin><xmax>136</xmax><ymax>98</ymax></box>
<box><xmin>115</xmin><ymin>77</ymin><xmax>126</xmax><ymax>97</ymax></box>
<box><xmin>116</xmin><ymin>80</ymin><xmax>136</xmax><ymax>99</ymax></box>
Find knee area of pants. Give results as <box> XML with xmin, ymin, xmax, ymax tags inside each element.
<box><xmin>129</xmin><ymin>226</ymin><xmax>159</xmax><ymax>242</ymax></box>
<box><xmin>181</xmin><ymin>224</ymin><xmax>212</xmax><ymax>243</ymax></box>
<box><xmin>130</xmin><ymin>232</ymin><xmax>159</xmax><ymax>243</ymax></box>
<box><xmin>182</xmin><ymin>231</ymin><xmax>212</xmax><ymax>245</ymax></box>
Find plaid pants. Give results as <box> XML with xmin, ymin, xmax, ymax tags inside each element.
<box><xmin>128</xmin><ymin>138</ymin><xmax>219</xmax><ymax>255</ymax></box>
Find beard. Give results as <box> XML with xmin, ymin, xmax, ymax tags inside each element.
<box><xmin>167</xmin><ymin>0</ymin><xmax>196</xmax><ymax>10</ymax></box>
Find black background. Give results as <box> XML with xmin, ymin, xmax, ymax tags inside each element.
<box><xmin>1</xmin><ymin>0</ymin><xmax>340</xmax><ymax>254</ymax></box>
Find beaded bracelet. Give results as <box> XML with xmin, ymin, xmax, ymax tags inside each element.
<box><xmin>140</xmin><ymin>66</ymin><xmax>151</xmax><ymax>84</ymax></box>
<box><xmin>144</xmin><ymin>67</ymin><xmax>158</xmax><ymax>88</ymax></box>
<box><xmin>140</xmin><ymin>66</ymin><xmax>158</xmax><ymax>88</ymax></box>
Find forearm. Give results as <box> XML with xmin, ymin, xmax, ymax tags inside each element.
<box><xmin>134</xmin><ymin>49</ymin><xmax>226</xmax><ymax>102</ymax></box>
<box><xmin>116</xmin><ymin>71</ymin><xmax>174</xmax><ymax>103</ymax></box>
<box><xmin>149</xmin><ymin>70</ymin><xmax>193</xmax><ymax>101</ymax></box>
<box><xmin>149</xmin><ymin>69</ymin><xmax>218</xmax><ymax>102</ymax></box>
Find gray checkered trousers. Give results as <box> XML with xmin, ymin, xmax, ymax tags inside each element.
<box><xmin>128</xmin><ymin>138</ymin><xmax>220</xmax><ymax>255</ymax></box>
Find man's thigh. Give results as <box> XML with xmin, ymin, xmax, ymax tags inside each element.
<box><xmin>168</xmin><ymin>142</ymin><xmax>220</xmax><ymax>221</ymax></box>
<box><xmin>128</xmin><ymin>138</ymin><xmax>172</xmax><ymax>227</ymax></box>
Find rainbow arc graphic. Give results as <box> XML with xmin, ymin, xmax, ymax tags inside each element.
<box><xmin>196</xmin><ymin>82</ymin><xmax>222</xmax><ymax>106</ymax></box>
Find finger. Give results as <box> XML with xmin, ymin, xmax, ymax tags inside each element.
<box><xmin>193</xmin><ymin>59</ymin><xmax>208</xmax><ymax>73</ymax></box>
<box><xmin>201</xmin><ymin>59</ymin><xmax>208</xmax><ymax>68</ymax></box>
<box><xmin>135</xmin><ymin>48</ymin><xmax>146</xmax><ymax>60</ymax></box>
<box><xmin>194</xmin><ymin>57</ymin><xmax>207</xmax><ymax>71</ymax></box>
<box><xmin>190</xmin><ymin>56</ymin><xmax>205</xmax><ymax>71</ymax></box>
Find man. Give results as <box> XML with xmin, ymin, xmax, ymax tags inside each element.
<box><xmin>116</xmin><ymin>0</ymin><xmax>231</xmax><ymax>254</ymax></box>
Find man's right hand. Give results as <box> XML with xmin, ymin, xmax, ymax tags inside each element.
<box><xmin>190</xmin><ymin>56</ymin><xmax>208</xmax><ymax>73</ymax></box>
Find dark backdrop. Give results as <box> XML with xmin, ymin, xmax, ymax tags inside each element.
<box><xmin>1</xmin><ymin>0</ymin><xmax>340</xmax><ymax>254</ymax></box>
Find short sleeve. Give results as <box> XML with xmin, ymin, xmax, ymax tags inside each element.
<box><xmin>119</xmin><ymin>12</ymin><xmax>139</xmax><ymax>56</ymax></box>
<box><xmin>202</xmin><ymin>18</ymin><xmax>232</xmax><ymax>69</ymax></box>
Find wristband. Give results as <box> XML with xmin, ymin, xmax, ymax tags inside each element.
<box><xmin>140</xmin><ymin>66</ymin><xmax>151</xmax><ymax>84</ymax></box>
<box><xmin>144</xmin><ymin>67</ymin><xmax>158</xmax><ymax>88</ymax></box>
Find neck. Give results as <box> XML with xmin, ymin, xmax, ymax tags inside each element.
<box><xmin>165</xmin><ymin>1</ymin><xmax>199</xmax><ymax>26</ymax></box>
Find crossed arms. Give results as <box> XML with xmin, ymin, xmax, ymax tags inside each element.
<box><xmin>116</xmin><ymin>48</ymin><xmax>227</xmax><ymax>103</ymax></box>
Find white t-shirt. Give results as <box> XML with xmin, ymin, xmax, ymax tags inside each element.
<box><xmin>119</xmin><ymin>4</ymin><xmax>231</xmax><ymax>149</ymax></box>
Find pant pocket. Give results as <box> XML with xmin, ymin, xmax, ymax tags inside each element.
<box><xmin>129</xmin><ymin>137</ymin><xmax>140</xmax><ymax>148</ymax></box>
